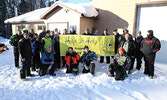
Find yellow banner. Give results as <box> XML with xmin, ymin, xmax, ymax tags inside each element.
<box><xmin>59</xmin><ymin>35</ymin><xmax>115</xmax><ymax>56</ymax></box>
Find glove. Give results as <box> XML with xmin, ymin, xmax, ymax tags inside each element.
<box><xmin>83</xmin><ymin>64</ymin><xmax>89</xmax><ymax>70</ymax></box>
<box><xmin>90</xmin><ymin>60</ymin><xmax>95</xmax><ymax>63</ymax></box>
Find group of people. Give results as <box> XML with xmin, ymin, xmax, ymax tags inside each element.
<box><xmin>9</xmin><ymin>26</ymin><xmax>161</xmax><ymax>81</ymax></box>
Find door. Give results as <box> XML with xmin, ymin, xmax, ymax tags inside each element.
<box><xmin>48</xmin><ymin>22</ymin><xmax>68</xmax><ymax>34</ymax></box>
<box><xmin>135</xmin><ymin>4</ymin><xmax>167</xmax><ymax>63</ymax></box>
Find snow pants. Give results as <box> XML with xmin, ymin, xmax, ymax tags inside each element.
<box><xmin>100</xmin><ymin>56</ymin><xmax>110</xmax><ymax>63</ymax></box>
<box><xmin>14</xmin><ymin>46</ymin><xmax>19</xmax><ymax>68</ymax></box>
<box><xmin>66</xmin><ymin>64</ymin><xmax>79</xmax><ymax>75</ymax></box>
<box><xmin>135</xmin><ymin>53</ymin><xmax>143</xmax><ymax>70</ymax></box>
<box><xmin>39</xmin><ymin>64</ymin><xmax>55</xmax><ymax>76</ymax></box>
<box><xmin>82</xmin><ymin>63</ymin><xmax>95</xmax><ymax>75</ymax></box>
<box><xmin>32</xmin><ymin>53</ymin><xmax>41</xmax><ymax>71</ymax></box>
<box><xmin>144</xmin><ymin>54</ymin><xmax>156</xmax><ymax>76</ymax></box>
<box><xmin>20</xmin><ymin>58</ymin><xmax>31</xmax><ymax>79</ymax></box>
<box><xmin>108</xmin><ymin>63</ymin><xmax>125</xmax><ymax>80</ymax></box>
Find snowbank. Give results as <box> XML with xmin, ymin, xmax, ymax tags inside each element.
<box><xmin>0</xmin><ymin>37</ymin><xmax>167</xmax><ymax>100</ymax></box>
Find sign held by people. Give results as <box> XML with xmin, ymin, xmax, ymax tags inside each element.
<box><xmin>59</xmin><ymin>35</ymin><xmax>115</xmax><ymax>56</ymax></box>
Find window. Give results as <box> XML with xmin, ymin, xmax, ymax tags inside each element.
<box><xmin>17</xmin><ymin>25</ymin><xmax>25</xmax><ymax>30</ymax></box>
<box><xmin>37</xmin><ymin>25</ymin><xmax>46</xmax><ymax>30</ymax></box>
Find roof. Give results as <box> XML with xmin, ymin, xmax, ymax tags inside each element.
<box><xmin>4</xmin><ymin>7</ymin><xmax>49</xmax><ymax>23</ymax></box>
<box><xmin>4</xmin><ymin>1</ymin><xmax>98</xmax><ymax>23</ymax></box>
<box><xmin>41</xmin><ymin>1</ymin><xmax>98</xmax><ymax>19</ymax></box>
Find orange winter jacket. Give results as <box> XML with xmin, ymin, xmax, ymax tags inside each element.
<box><xmin>65</xmin><ymin>52</ymin><xmax>80</xmax><ymax>70</ymax></box>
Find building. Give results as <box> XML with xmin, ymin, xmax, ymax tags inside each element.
<box><xmin>4</xmin><ymin>1</ymin><xmax>98</xmax><ymax>34</ymax></box>
<box><xmin>5</xmin><ymin>0</ymin><xmax>167</xmax><ymax>63</ymax></box>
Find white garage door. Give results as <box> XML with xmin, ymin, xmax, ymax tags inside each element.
<box><xmin>48</xmin><ymin>22</ymin><xmax>68</xmax><ymax>34</ymax></box>
<box><xmin>135</xmin><ymin>4</ymin><xmax>167</xmax><ymax>63</ymax></box>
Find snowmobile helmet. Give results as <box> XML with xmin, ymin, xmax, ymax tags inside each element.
<box><xmin>119</xmin><ymin>47</ymin><xmax>125</xmax><ymax>52</ymax></box>
<box><xmin>84</xmin><ymin>45</ymin><xmax>89</xmax><ymax>49</ymax></box>
<box><xmin>147</xmin><ymin>30</ymin><xmax>153</xmax><ymax>38</ymax></box>
<box><xmin>23</xmin><ymin>28</ymin><xmax>28</xmax><ymax>34</ymax></box>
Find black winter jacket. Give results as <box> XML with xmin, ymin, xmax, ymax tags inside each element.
<box><xmin>141</xmin><ymin>37</ymin><xmax>161</xmax><ymax>56</ymax></box>
<box><xmin>18</xmin><ymin>38</ymin><xmax>32</xmax><ymax>59</ymax></box>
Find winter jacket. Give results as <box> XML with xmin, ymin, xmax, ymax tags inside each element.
<box><xmin>135</xmin><ymin>36</ymin><xmax>143</xmax><ymax>56</ymax></box>
<box><xmin>65</xmin><ymin>51</ymin><xmax>80</xmax><ymax>71</ymax></box>
<box><xmin>18</xmin><ymin>38</ymin><xmax>32</xmax><ymax>59</ymax></box>
<box><xmin>111</xmin><ymin>53</ymin><xmax>131</xmax><ymax>71</ymax></box>
<box><xmin>115</xmin><ymin>33</ymin><xmax>124</xmax><ymax>54</ymax></box>
<box><xmin>32</xmin><ymin>40</ymin><xmax>41</xmax><ymax>55</ymax></box>
<box><xmin>141</xmin><ymin>37</ymin><xmax>161</xmax><ymax>56</ymax></box>
<box><xmin>9</xmin><ymin>34</ymin><xmax>23</xmax><ymax>47</ymax></box>
<box><xmin>41</xmin><ymin>37</ymin><xmax>52</xmax><ymax>52</ymax></box>
<box><xmin>81</xmin><ymin>51</ymin><xmax>98</xmax><ymax>66</ymax></box>
<box><xmin>39</xmin><ymin>31</ymin><xmax>46</xmax><ymax>41</ymax></box>
<box><xmin>120</xmin><ymin>40</ymin><xmax>136</xmax><ymax>57</ymax></box>
<box><xmin>52</xmin><ymin>37</ymin><xmax>60</xmax><ymax>54</ymax></box>
<box><xmin>69</xmin><ymin>31</ymin><xmax>76</xmax><ymax>34</ymax></box>
<box><xmin>41</xmin><ymin>51</ymin><xmax>54</xmax><ymax>65</ymax></box>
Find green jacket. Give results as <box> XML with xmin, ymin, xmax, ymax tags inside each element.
<box><xmin>9</xmin><ymin>34</ymin><xmax>23</xmax><ymax>46</ymax></box>
<box><xmin>41</xmin><ymin>37</ymin><xmax>52</xmax><ymax>52</ymax></box>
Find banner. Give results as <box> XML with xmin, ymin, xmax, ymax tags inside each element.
<box><xmin>59</xmin><ymin>35</ymin><xmax>115</xmax><ymax>56</ymax></box>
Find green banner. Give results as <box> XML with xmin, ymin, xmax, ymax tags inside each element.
<box><xmin>59</xmin><ymin>35</ymin><xmax>115</xmax><ymax>56</ymax></box>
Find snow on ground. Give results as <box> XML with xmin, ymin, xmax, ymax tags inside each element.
<box><xmin>0</xmin><ymin>37</ymin><xmax>167</xmax><ymax>100</ymax></box>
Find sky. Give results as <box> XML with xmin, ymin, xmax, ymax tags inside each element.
<box><xmin>59</xmin><ymin>0</ymin><xmax>91</xmax><ymax>3</ymax></box>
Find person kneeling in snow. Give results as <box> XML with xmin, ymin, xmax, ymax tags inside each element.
<box><xmin>40</xmin><ymin>46</ymin><xmax>56</xmax><ymax>76</ymax></box>
<box><xmin>65</xmin><ymin>47</ymin><xmax>80</xmax><ymax>75</ymax></box>
<box><xmin>108</xmin><ymin>47</ymin><xmax>131</xmax><ymax>80</ymax></box>
<box><xmin>81</xmin><ymin>46</ymin><xmax>98</xmax><ymax>75</ymax></box>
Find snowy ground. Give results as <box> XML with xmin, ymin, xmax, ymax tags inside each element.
<box><xmin>0</xmin><ymin>37</ymin><xmax>167</xmax><ymax>100</ymax></box>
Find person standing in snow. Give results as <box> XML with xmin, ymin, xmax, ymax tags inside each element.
<box><xmin>52</xmin><ymin>32</ymin><xmax>61</xmax><ymax>69</ymax></box>
<box><xmin>9</xmin><ymin>30</ymin><xmax>23</xmax><ymax>68</ymax></box>
<box><xmin>120</xmin><ymin>33</ymin><xmax>136</xmax><ymax>74</ymax></box>
<box><xmin>69</xmin><ymin>27</ymin><xmax>76</xmax><ymax>34</ymax></box>
<box><xmin>141</xmin><ymin>30</ymin><xmax>161</xmax><ymax>79</ymax></box>
<box><xmin>40</xmin><ymin>46</ymin><xmax>56</xmax><ymax>76</ymax></box>
<box><xmin>32</xmin><ymin>34</ymin><xmax>41</xmax><ymax>71</ymax></box>
<box><xmin>121</xmin><ymin>28</ymin><xmax>133</xmax><ymax>40</ymax></box>
<box><xmin>39</xmin><ymin>28</ymin><xmax>46</xmax><ymax>41</ymax></box>
<box><xmin>135</xmin><ymin>31</ymin><xmax>143</xmax><ymax>70</ymax></box>
<box><xmin>108</xmin><ymin>47</ymin><xmax>131</xmax><ymax>80</ymax></box>
<box><xmin>41</xmin><ymin>30</ymin><xmax>52</xmax><ymax>53</ymax></box>
<box><xmin>83</xmin><ymin>28</ymin><xmax>92</xmax><ymax>35</ymax></box>
<box><xmin>113</xmin><ymin>29</ymin><xmax>124</xmax><ymax>54</ymax></box>
<box><xmin>81</xmin><ymin>46</ymin><xmax>98</xmax><ymax>75</ymax></box>
<box><xmin>100</xmin><ymin>28</ymin><xmax>110</xmax><ymax>64</ymax></box>
<box><xmin>29</xmin><ymin>29</ymin><xmax>36</xmax><ymax>42</ymax></box>
<box><xmin>65</xmin><ymin>47</ymin><xmax>80</xmax><ymax>75</ymax></box>
<box><xmin>18</xmin><ymin>32</ymin><xmax>34</xmax><ymax>80</ymax></box>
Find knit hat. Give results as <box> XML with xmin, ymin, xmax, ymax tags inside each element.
<box><xmin>147</xmin><ymin>30</ymin><xmax>153</xmax><ymax>37</ymax></box>
<box><xmin>119</xmin><ymin>47</ymin><xmax>125</xmax><ymax>52</ymax></box>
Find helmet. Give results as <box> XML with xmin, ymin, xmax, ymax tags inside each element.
<box><xmin>23</xmin><ymin>28</ymin><xmax>28</xmax><ymax>31</ymax></box>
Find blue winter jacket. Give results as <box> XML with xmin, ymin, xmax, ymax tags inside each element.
<box><xmin>41</xmin><ymin>51</ymin><xmax>54</xmax><ymax>65</ymax></box>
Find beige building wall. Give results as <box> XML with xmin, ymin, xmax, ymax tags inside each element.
<box><xmin>43</xmin><ymin>7</ymin><xmax>81</xmax><ymax>34</ymax></box>
<box><xmin>11</xmin><ymin>22</ymin><xmax>45</xmax><ymax>34</ymax></box>
<box><xmin>80</xmin><ymin>17</ymin><xmax>96</xmax><ymax>35</ymax></box>
<box><xmin>92</xmin><ymin>0</ymin><xmax>148</xmax><ymax>35</ymax></box>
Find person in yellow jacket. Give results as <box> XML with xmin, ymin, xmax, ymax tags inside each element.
<box><xmin>41</xmin><ymin>30</ymin><xmax>52</xmax><ymax>53</ymax></box>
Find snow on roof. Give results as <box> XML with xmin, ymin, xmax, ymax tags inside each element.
<box><xmin>60</xmin><ymin>2</ymin><xmax>98</xmax><ymax>17</ymax></box>
<box><xmin>4</xmin><ymin>7</ymin><xmax>49</xmax><ymax>23</ymax></box>
<box><xmin>41</xmin><ymin>1</ymin><xmax>98</xmax><ymax>18</ymax></box>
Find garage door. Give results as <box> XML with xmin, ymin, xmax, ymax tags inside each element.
<box><xmin>48</xmin><ymin>22</ymin><xmax>68</xmax><ymax>34</ymax></box>
<box><xmin>135</xmin><ymin>4</ymin><xmax>167</xmax><ymax>63</ymax></box>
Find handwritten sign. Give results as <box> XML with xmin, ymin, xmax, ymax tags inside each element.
<box><xmin>59</xmin><ymin>35</ymin><xmax>115</xmax><ymax>56</ymax></box>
